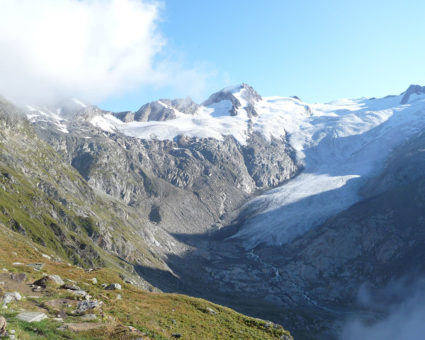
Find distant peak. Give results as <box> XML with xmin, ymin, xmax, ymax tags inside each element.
<box><xmin>202</xmin><ymin>83</ymin><xmax>262</xmax><ymax>117</ymax></box>
<box><xmin>400</xmin><ymin>84</ymin><xmax>425</xmax><ymax>104</ymax></box>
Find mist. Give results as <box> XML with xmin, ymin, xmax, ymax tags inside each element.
<box><xmin>340</xmin><ymin>277</ymin><xmax>425</xmax><ymax>340</ymax></box>
<box><xmin>0</xmin><ymin>0</ymin><xmax>213</xmax><ymax>105</ymax></box>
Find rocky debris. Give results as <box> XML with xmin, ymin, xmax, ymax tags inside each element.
<box><xmin>16</xmin><ymin>311</ymin><xmax>47</xmax><ymax>322</ymax></box>
<box><xmin>0</xmin><ymin>316</ymin><xmax>6</xmax><ymax>336</ymax></box>
<box><xmin>2</xmin><ymin>292</ymin><xmax>22</xmax><ymax>308</ymax></box>
<box><xmin>10</xmin><ymin>273</ymin><xmax>27</xmax><ymax>283</ymax></box>
<box><xmin>27</xmin><ymin>263</ymin><xmax>45</xmax><ymax>271</ymax></box>
<box><xmin>60</xmin><ymin>322</ymin><xmax>105</xmax><ymax>332</ymax></box>
<box><xmin>74</xmin><ymin>300</ymin><xmax>102</xmax><ymax>314</ymax></box>
<box><xmin>104</xmin><ymin>283</ymin><xmax>121</xmax><ymax>290</ymax></box>
<box><xmin>33</xmin><ymin>274</ymin><xmax>64</xmax><ymax>287</ymax></box>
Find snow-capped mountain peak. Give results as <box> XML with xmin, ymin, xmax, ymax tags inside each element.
<box><xmin>203</xmin><ymin>83</ymin><xmax>262</xmax><ymax>117</ymax></box>
<box><xmin>400</xmin><ymin>84</ymin><xmax>425</xmax><ymax>104</ymax></box>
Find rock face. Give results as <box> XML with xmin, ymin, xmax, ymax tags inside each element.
<box><xmin>203</xmin><ymin>83</ymin><xmax>262</xmax><ymax>117</ymax></box>
<box><xmin>114</xmin><ymin>97</ymin><xmax>199</xmax><ymax>122</ymax></box>
<box><xmin>400</xmin><ymin>84</ymin><xmax>425</xmax><ymax>104</ymax></box>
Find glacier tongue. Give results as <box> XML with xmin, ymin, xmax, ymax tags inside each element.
<box><xmin>233</xmin><ymin>94</ymin><xmax>425</xmax><ymax>248</ymax></box>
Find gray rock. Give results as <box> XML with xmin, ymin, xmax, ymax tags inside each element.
<box><xmin>61</xmin><ymin>284</ymin><xmax>81</xmax><ymax>291</ymax></box>
<box><xmin>74</xmin><ymin>300</ymin><xmax>102</xmax><ymax>314</ymax></box>
<box><xmin>205</xmin><ymin>307</ymin><xmax>216</xmax><ymax>315</ymax></box>
<box><xmin>2</xmin><ymin>292</ymin><xmax>22</xmax><ymax>307</ymax></box>
<box><xmin>27</xmin><ymin>263</ymin><xmax>45</xmax><ymax>271</ymax></box>
<box><xmin>16</xmin><ymin>312</ymin><xmax>48</xmax><ymax>322</ymax></box>
<box><xmin>68</xmin><ymin>290</ymin><xmax>89</xmax><ymax>298</ymax></box>
<box><xmin>104</xmin><ymin>283</ymin><xmax>121</xmax><ymax>290</ymax></box>
<box><xmin>33</xmin><ymin>274</ymin><xmax>64</xmax><ymax>287</ymax></box>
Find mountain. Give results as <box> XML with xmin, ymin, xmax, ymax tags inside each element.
<box><xmin>2</xmin><ymin>83</ymin><xmax>425</xmax><ymax>339</ymax></box>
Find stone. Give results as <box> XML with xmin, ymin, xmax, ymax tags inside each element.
<box><xmin>61</xmin><ymin>284</ymin><xmax>81</xmax><ymax>291</ymax></box>
<box><xmin>2</xmin><ymin>292</ymin><xmax>22</xmax><ymax>307</ymax></box>
<box><xmin>0</xmin><ymin>316</ymin><xmax>6</xmax><ymax>336</ymax></box>
<box><xmin>16</xmin><ymin>312</ymin><xmax>48</xmax><ymax>322</ymax></box>
<box><xmin>172</xmin><ymin>333</ymin><xmax>182</xmax><ymax>338</ymax></box>
<box><xmin>52</xmin><ymin>317</ymin><xmax>64</xmax><ymax>322</ymax></box>
<box><xmin>90</xmin><ymin>278</ymin><xmax>97</xmax><ymax>284</ymax></box>
<box><xmin>206</xmin><ymin>307</ymin><xmax>217</xmax><ymax>315</ymax></box>
<box><xmin>41</xmin><ymin>254</ymin><xmax>51</xmax><ymax>260</ymax></box>
<box><xmin>33</xmin><ymin>274</ymin><xmax>64</xmax><ymax>287</ymax></box>
<box><xmin>74</xmin><ymin>300</ymin><xmax>102</xmax><ymax>314</ymax></box>
<box><xmin>27</xmin><ymin>263</ymin><xmax>45</xmax><ymax>271</ymax></box>
<box><xmin>104</xmin><ymin>283</ymin><xmax>121</xmax><ymax>290</ymax></box>
<box><xmin>116</xmin><ymin>294</ymin><xmax>122</xmax><ymax>300</ymax></box>
<box><xmin>68</xmin><ymin>290</ymin><xmax>89</xmax><ymax>298</ymax></box>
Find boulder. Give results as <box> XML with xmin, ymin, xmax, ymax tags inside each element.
<box><xmin>33</xmin><ymin>274</ymin><xmax>64</xmax><ymax>287</ymax></box>
<box><xmin>74</xmin><ymin>300</ymin><xmax>102</xmax><ymax>314</ymax></box>
<box><xmin>61</xmin><ymin>284</ymin><xmax>81</xmax><ymax>291</ymax></box>
<box><xmin>16</xmin><ymin>312</ymin><xmax>48</xmax><ymax>322</ymax></box>
<box><xmin>104</xmin><ymin>283</ymin><xmax>121</xmax><ymax>290</ymax></box>
<box><xmin>2</xmin><ymin>291</ymin><xmax>22</xmax><ymax>307</ymax></box>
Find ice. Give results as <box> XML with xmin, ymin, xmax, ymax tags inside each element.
<box><xmin>233</xmin><ymin>95</ymin><xmax>425</xmax><ymax>248</ymax></box>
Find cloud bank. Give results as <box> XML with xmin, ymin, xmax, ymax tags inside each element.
<box><xmin>0</xmin><ymin>0</ymin><xmax>212</xmax><ymax>104</ymax></box>
<box><xmin>340</xmin><ymin>277</ymin><xmax>425</xmax><ymax>340</ymax></box>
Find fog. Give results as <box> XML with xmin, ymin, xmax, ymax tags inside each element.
<box><xmin>0</xmin><ymin>0</ymin><xmax>212</xmax><ymax>105</ymax></box>
<box><xmin>340</xmin><ymin>277</ymin><xmax>425</xmax><ymax>340</ymax></box>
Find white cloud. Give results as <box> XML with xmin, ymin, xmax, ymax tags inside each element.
<box><xmin>340</xmin><ymin>277</ymin><xmax>425</xmax><ymax>340</ymax></box>
<box><xmin>0</xmin><ymin>0</ymin><xmax>214</xmax><ymax>104</ymax></box>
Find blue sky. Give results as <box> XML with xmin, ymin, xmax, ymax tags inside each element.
<box><xmin>100</xmin><ymin>0</ymin><xmax>425</xmax><ymax>111</ymax></box>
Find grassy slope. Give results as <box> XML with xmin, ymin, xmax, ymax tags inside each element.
<box><xmin>0</xmin><ymin>225</ymin><xmax>293</xmax><ymax>340</ymax></box>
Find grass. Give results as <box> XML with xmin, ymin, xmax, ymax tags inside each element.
<box><xmin>0</xmin><ymin>225</ymin><xmax>293</xmax><ymax>339</ymax></box>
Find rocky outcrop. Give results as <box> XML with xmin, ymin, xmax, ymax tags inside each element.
<box><xmin>400</xmin><ymin>84</ymin><xmax>425</xmax><ymax>104</ymax></box>
<box><xmin>114</xmin><ymin>97</ymin><xmax>199</xmax><ymax>123</ymax></box>
<box><xmin>203</xmin><ymin>83</ymin><xmax>262</xmax><ymax>117</ymax></box>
